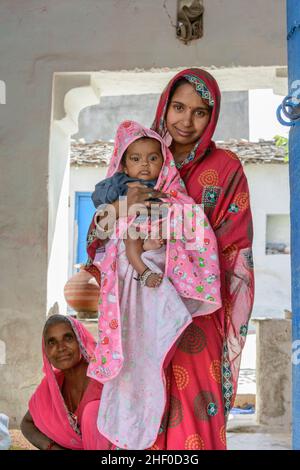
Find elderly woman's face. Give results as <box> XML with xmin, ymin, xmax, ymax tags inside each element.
<box><xmin>44</xmin><ymin>322</ymin><xmax>81</xmax><ymax>371</ymax></box>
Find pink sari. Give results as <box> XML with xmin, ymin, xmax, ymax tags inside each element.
<box><xmin>29</xmin><ymin>317</ymin><xmax>110</xmax><ymax>450</ymax></box>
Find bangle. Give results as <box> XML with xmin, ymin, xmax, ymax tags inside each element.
<box><xmin>139</xmin><ymin>268</ymin><xmax>153</xmax><ymax>287</ymax></box>
<box><xmin>45</xmin><ymin>440</ymin><xmax>56</xmax><ymax>450</ymax></box>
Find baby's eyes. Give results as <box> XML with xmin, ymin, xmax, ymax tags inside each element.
<box><xmin>129</xmin><ymin>155</ymin><xmax>160</xmax><ymax>162</ymax></box>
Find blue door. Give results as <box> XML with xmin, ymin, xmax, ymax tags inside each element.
<box><xmin>75</xmin><ymin>192</ymin><xmax>95</xmax><ymax>265</ymax></box>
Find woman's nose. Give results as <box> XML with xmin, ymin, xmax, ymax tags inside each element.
<box><xmin>182</xmin><ymin>111</ymin><xmax>193</xmax><ymax>127</ymax></box>
<box><xmin>57</xmin><ymin>341</ymin><xmax>67</xmax><ymax>351</ymax></box>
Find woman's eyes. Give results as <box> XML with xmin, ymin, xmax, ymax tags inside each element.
<box><xmin>173</xmin><ymin>104</ymin><xmax>207</xmax><ymax>117</ymax></box>
<box><xmin>47</xmin><ymin>334</ymin><xmax>74</xmax><ymax>346</ymax></box>
<box><xmin>173</xmin><ymin>104</ymin><xmax>183</xmax><ymax>111</ymax></box>
<box><xmin>195</xmin><ymin>110</ymin><xmax>207</xmax><ymax>117</ymax></box>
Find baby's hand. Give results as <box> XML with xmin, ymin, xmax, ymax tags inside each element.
<box><xmin>146</xmin><ymin>272</ymin><xmax>163</xmax><ymax>288</ymax></box>
<box><xmin>143</xmin><ymin>238</ymin><xmax>164</xmax><ymax>251</ymax></box>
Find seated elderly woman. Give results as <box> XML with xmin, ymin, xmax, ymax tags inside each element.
<box><xmin>21</xmin><ymin>314</ymin><xmax>110</xmax><ymax>450</ymax></box>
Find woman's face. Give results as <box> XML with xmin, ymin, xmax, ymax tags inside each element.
<box><xmin>166</xmin><ymin>82</ymin><xmax>211</xmax><ymax>147</ymax></box>
<box><xmin>44</xmin><ymin>322</ymin><xmax>82</xmax><ymax>371</ymax></box>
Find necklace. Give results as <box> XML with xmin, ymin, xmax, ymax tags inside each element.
<box><xmin>175</xmin><ymin>141</ymin><xmax>200</xmax><ymax>169</ymax></box>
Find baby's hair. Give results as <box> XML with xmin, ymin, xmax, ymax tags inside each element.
<box><xmin>121</xmin><ymin>136</ymin><xmax>160</xmax><ymax>167</ymax></box>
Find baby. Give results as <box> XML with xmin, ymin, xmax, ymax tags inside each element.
<box><xmin>92</xmin><ymin>136</ymin><xmax>167</xmax><ymax>288</ymax></box>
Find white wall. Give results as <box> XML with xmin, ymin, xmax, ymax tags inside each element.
<box><xmin>249</xmin><ymin>89</ymin><xmax>289</xmax><ymax>141</ymax></box>
<box><xmin>245</xmin><ymin>164</ymin><xmax>291</xmax><ymax>318</ymax></box>
<box><xmin>47</xmin><ymin>122</ymin><xmax>70</xmax><ymax>314</ymax></box>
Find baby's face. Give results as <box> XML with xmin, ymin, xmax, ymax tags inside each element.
<box><xmin>123</xmin><ymin>138</ymin><xmax>163</xmax><ymax>180</ymax></box>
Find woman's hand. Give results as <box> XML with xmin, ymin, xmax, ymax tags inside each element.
<box><xmin>49</xmin><ymin>443</ymin><xmax>67</xmax><ymax>450</ymax></box>
<box><xmin>126</xmin><ymin>182</ymin><xmax>169</xmax><ymax>209</ymax></box>
<box><xmin>21</xmin><ymin>410</ymin><xmax>67</xmax><ymax>450</ymax></box>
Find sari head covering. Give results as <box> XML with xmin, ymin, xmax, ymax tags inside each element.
<box><xmin>152</xmin><ymin>68</ymin><xmax>221</xmax><ymax>175</ymax></box>
<box><xmin>29</xmin><ymin>316</ymin><xmax>97</xmax><ymax>450</ymax></box>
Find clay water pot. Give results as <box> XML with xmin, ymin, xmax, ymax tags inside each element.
<box><xmin>64</xmin><ymin>267</ymin><xmax>99</xmax><ymax>319</ymax></box>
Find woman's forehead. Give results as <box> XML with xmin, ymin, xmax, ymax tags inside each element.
<box><xmin>44</xmin><ymin>321</ymin><xmax>74</xmax><ymax>339</ymax></box>
<box><xmin>171</xmin><ymin>82</ymin><xmax>209</xmax><ymax>108</ymax></box>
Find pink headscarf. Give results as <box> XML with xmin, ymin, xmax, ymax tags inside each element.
<box><xmin>29</xmin><ymin>317</ymin><xmax>96</xmax><ymax>450</ymax></box>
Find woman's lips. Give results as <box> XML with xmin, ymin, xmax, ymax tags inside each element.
<box><xmin>57</xmin><ymin>354</ymin><xmax>72</xmax><ymax>362</ymax></box>
<box><xmin>174</xmin><ymin>127</ymin><xmax>194</xmax><ymax>137</ymax></box>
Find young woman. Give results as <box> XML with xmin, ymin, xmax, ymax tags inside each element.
<box><xmin>85</xmin><ymin>68</ymin><xmax>254</xmax><ymax>450</ymax></box>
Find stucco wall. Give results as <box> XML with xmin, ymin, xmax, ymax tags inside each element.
<box><xmin>0</xmin><ymin>0</ymin><xmax>287</xmax><ymax>425</ymax></box>
<box><xmin>253</xmin><ymin>318</ymin><xmax>291</xmax><ymax>429</ymax></box>
<box><xmin>74</xmin><ymin>91</ymin><xmax>249</xmax><ymax>142</ymax></box>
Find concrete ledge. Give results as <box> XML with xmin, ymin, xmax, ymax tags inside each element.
<box><xmin>234</xmin><ymin>393</ymin><xmax>256</xmax><ymax>408</ymax></box>
<box><xmin>251</xmin><ymin>318</ymin><xmax>291</xmax><ymax>431</ymax></box>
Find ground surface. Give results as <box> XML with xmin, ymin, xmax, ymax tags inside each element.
<box><xmin>9</xmin><ymin>422</ymin><xmax>291</xmax><ymax>451</ymax></box>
